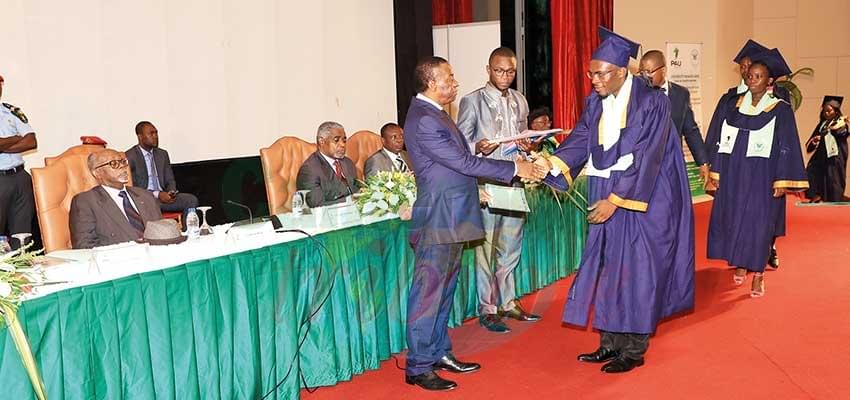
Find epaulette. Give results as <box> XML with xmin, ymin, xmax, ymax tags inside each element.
<box><xmin>2</xmin><ymin>103</ymin><xmax>28</xmax><ymax>123</ymax></box>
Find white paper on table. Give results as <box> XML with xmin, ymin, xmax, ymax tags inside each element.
<box><xmin>488</xmin><ymin>129</ymin><xmax>563</xmax><ymax>144</ymax></box>
<box><xmin>483</xmin><ymin>184</ymin><xmax>531</xmax><ymax>213</ymax></box>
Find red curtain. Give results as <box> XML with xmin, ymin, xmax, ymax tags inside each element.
<box><xmin>551</xmin><ymin>0</ymin><xmax>613</xmax><ymax>140</ymax></box>
<box><xmin>432</xmin><ymin>0</ymin><xmax>474</xmax><ymax>25</ymax></box>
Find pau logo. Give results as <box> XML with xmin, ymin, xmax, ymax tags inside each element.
<box><xmin>670</xmin><ymin>47</ymin><xmax>683</xmax><ymax>68</ymax></box>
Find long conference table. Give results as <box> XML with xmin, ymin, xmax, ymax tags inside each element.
<box><xmin>1</xmin><ymin>180</ymin><xmax>587</xmax><ymax>399</ymax></box>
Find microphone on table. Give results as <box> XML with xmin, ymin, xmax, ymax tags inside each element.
<box><xmin>226</xmin><ymin>200</ymin><xmax>253</xmax><ymax>224</ymax></box>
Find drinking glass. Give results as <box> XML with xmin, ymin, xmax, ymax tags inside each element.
<box><xmin>197</xmin><ymin>206</ymin><xmax>212</xmax><ymax>235</ymax></box>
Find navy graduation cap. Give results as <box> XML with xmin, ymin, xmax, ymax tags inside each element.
<box><xmin>733</xmin><ymin>39</ymin><xmax>769</xmax><ymax>63</ymax></box>
<box><xmin>823</xmin><ymin>95</ymin><xmax>843</xmax><ymax>111</ymax></box>
<box><xmin>750</xmin><ymin>48</ymin><xmax>792</xmax><ymax>79</ymax></box>
<box><xmin>592</xmin><ymin>26</ymin><xmax>641</xmax><ymax>68</ymax></box>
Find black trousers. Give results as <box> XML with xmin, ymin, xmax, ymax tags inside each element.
<box><xmin>600</xmin><ymin>330</ymin><xmax>650</xmax><ymax>360</ymax></box>
<box><xmin>0</xmin><ymin>169</ymin><xmax>35</xmax><ymax>237</ymax></box>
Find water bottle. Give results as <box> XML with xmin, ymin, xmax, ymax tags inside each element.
<box><xmin>185</xmin><ymin>208</ymin><xmax>201</xmax><ymax>240</ymax></box>
<box><xmin>292</xmin><ymin>191</ymin><xmax>304</xmax><ymax>215</ymax></box>
<box><xmin>0</xmin><ymin>236</ymin><xmax>10</xmax><ymax>254</ymax></box>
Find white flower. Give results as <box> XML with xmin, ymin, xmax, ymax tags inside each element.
<box><xmin>0</xmin><ymin>262</ymin><xmax>15</xmax><ymax>272</ymax></box>
<box><xmin>0</xmin><ymin>281</ymin><xmax>12</xmax><ymax>298</ymax></box>
<box><xmin>376</xmin><ymin>200</ymin><xmax>389</xmax><ymax>210</ymax></box>
<box><xmin>0</xmin><ymin>249</ymin><xmax>20</xmax><ymax>261</ymax></box>
<box><xmin>385</xmin><ymin>180</ymin><xmax>396</xmax><ymax>190</ymax></box>
<box><xmin>362</xmin><ymin>202</ymin><xmax>377</xmax><ymax>214</ymax></box>
<box><xmin>388</xmin><ymin>194</ymin><xmax>400</xmax><ymax>206</ymax></box>
<box><xmin>370</xmin><ymin>191</ymin><xmax>385</xmax><ymax>201</ymax></box>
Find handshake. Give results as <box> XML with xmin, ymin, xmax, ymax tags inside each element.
<box><xmin>515</xmin><ymin>152</ymin><xmax>552</xmax><ymax>182</ymax></box>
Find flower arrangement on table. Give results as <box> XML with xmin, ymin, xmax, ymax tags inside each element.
<box><xmin>356</xmin><ymin>171</ymin><xmax>416</xmax><ymax>220</ymax></box>
<box><xmin>1</xmin><ymin>243</ymin><xmax>50</xmax><ymax>400</ymax></box>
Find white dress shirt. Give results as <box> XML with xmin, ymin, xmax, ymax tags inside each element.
<box><xmin>101</xmin><ymin>185</ymin><xmax>140</xmax><ymax>221</ymax></box>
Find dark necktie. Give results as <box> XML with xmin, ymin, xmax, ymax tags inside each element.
<box><xmin>118</xmin><ymin>190</ymin><xmax>145</xmax><ymax>236</ymax></box>
<box><xmin>396</xmin><ymin>157</ymin><xmax>408</xmax><ymax>172</ymax></box>
<box><xmin>334</xmin><ymin>160</ymin><xmax>348</xmax><ymax>184</ymax></box>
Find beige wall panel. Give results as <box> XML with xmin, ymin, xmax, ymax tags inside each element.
<box><xmin>753</xmin><ymin>18</ymin><xmax>797</xmax><ymax>66</ymax></box>
<box><xmin>321</xmin><ymin>0</ymin><xmax>398</xmax><ymax>136</ymax></box>
<box><xmin>717</xmin><ymin>0</ymin><xmax>755</xmax><ymax>100</ymax></box>
<box><xmin>753</xmin><ymin>0</ymin><xmax>797</xmax><ymax>19</ymax></box>
<box><xmin>797</xmin><ymin>0</ymin><xmax>850</xmax><ymax>58</ymax></box>
<box><xmin>836</xmin><ymin>57</ymin><xmax>850</xmax><ymax>99</ymax></box>
<box><xmin>614</xmin><ymin>0</ymin><xmax>719</xmax><ymax>131</ymax></box>
<box><xmin>4</xmin><ymin>0</ymin><xmax>397</xmax><ymax>167</ymax></box>
<box><xmin>793</xmin><ymin>57</ymin><xmax>838</xmax><ymax>102</ymax></box>
<box><xmin>795</xmin><ymin>98</ymin><xmax>821</xmax><ymax>164</ymax></box>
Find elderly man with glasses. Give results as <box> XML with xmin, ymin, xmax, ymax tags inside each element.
<box><xmin>70</xmin><ymin>148</ymin><xmax>162</xmax><ymax>248</ymax></box>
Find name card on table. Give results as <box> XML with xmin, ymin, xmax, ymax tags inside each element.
<box><xmin>312</xmin><ymin>202</ymin><xmax>362</xmax><ymax>230</ymax></box>
<box><xmin>226</xmin><ymin>220</ymin><xmax>276</xmax><ymax>242</ymax></box>
<box><xmin>92</xmin><ymin>242</ymin><xmax>151</xmax><ymax>274</ymax></box>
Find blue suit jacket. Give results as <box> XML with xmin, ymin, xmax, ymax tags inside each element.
<box><xmin>403</xmin><ymin>97</ymin><xmax>515</xmax><ymax>246</ymax></box>
<box><xmin>668</xmin><ymin>82</ymin><xmax>708</xmax><ymax>165</ymax></box>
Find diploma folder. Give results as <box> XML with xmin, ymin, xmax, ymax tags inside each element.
<box><xmin>483</xmin><ymin>184</ymin><xmax>531</xmax><ymax>213</ymax></box>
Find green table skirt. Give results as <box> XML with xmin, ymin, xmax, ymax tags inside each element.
<box><xmin>1</xmin><ymin>180</ymin><xmax>586</xmax><ymax>399</ymax></box>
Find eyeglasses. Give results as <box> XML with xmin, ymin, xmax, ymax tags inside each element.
<box><xmin>491</xmin><ymin>68</ymin><xmax>517</xmax><ymax>77</ymax></box>
<box><xmin>586</xmin><ymin>69</ymin><xmax>618</xmax><ymax>80</ymax></box>
<box><xmin>94</xmin><ymin>158</ymin><xmax>129</xmax><ymax>170</ymax></box>
<box><xmin>638</xmin><ymin>65</ymin><xmax>665</xmax><ymax>76</ymax></box>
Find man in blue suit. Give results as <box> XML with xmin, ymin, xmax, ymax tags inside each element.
<box><xmin>639</xmin><ymin>50</ymin><xmax>709</xmax><ymax>180</ymax></box>
<box><xmin>402</xmin><ymin>56</ymin><xmax>546</xmax><ymax>391</ymax></box>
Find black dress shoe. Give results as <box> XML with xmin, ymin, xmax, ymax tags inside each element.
<box><xmin>435</xmin><ymin>355</ymin><xmax>481</xmax><ymax>374</ymax></box>
<box><xmin>601</xmin><ymin>356</ymin><xmax>644</xmax><ymax>373</ymax></box>
<box><xmin>767</xmin><ymin>247</ymin><xmax>779</xmax><ymax>269</ymax></box>
<box><xmin>405</xmin><ymin>371</ymin><xmax>457</xmax><ymax>391</ymax></box>
<box><xmin>499</xmin><ymin>303</ymin><xmax>541</xmax><ymax>322</ymax></box>
<box><xmin>577</xmin><ymin>347</ymin><xmax>618</xmax><ymax>363</ymax></box>
<box><xmin>479</xmin><ymin>314</ymin><xmax>511</xmax><ymax>333</ymax></box>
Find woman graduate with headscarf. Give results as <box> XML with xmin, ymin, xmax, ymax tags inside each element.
<box><xmin>706</xmin><ymin>48</ymin><xmax>808</xmax><ymax>297</ymax></box>
<box><xmin>805</xmin><ymin>96</ymin><xmax>848</xmax><ymax>202</ymax></box>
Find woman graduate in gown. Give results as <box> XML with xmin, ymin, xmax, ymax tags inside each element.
<box><xmin>805</xmin><ymin>96</ymin><xmax>848</xmax><ymax>202</ymax></box>
<box><xmin>706</xmin><ymin>48</ymin><xmax>808</xmax><ymax>297</ymax></box>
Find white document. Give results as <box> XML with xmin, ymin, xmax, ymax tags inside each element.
<box><xmin>488</xmin><ymin>129</ymin><xmax>563</xmax><ymax>144</ymax></box>
<box><xmin>483</xmin><ymin>184</ymin><xmax>530</xmax><ymax>213</ymax></box>
<box><xmin>746</xmin><ymin>117</ymin><xmax>776</xmax><ymax>158</ymax></box>
<box><xmin>825</xmin><ymin>133</ymin><xmax>840</xmax><ymax>158</ymax></box>
<box><xmin>718</xmin><ymin>120</ymin><xmax>739</xmax><ymax>154</ymax></box>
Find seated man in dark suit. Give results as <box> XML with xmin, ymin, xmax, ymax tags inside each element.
<box><xmin>639</xmin><ymin>50</ymin><xmax>709</xmax><ymax>181</ymax></box>
<box><xmin>70</xmin><ymin>149</ymin><xmax>162</xmax><ymax>248</ymax></box>
<box><xmin>126</xmin><ymin>121</ymin><xmax>198</xmax><ymax>221</ymax></box>
<box><xmin>364</xmin><ymin>122</ymin><xmax>412</xmax><ymax>178</ymax></box>
<box><xmin>296</xmin><ymin>121</ymin><xmax>360</xmax><ymax>207</ymax></box>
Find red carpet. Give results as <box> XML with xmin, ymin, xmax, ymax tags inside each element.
<box><xmin>303</xmin><ymin>199</ymin><xmax>850</xmax><ymax>400</ymax></box>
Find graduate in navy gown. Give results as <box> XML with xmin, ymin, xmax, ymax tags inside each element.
<box><xmin>705</xmin><ymin>40</ymin><xmax>791</xmax><ymax>160</ymax></box>
<box><xmin>705</xmin><ymin>40</ymin><xmax>790</xmax><ymax>269</ymax></box>
<box><xmin>535</xmin><ymin>27</ymin><xmax>695</xmax><ymax>374</ymax></box>
<box><xmin>706</xmin><ymin>48</ymin><xmax>808</xmax><ymax>297</ymax></box>
<box><xmin>805</xmin><ymin>96</ymin><xmax>848</xmax><ymax>202</ymax></box>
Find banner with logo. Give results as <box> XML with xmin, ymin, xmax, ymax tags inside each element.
<box><xmin>666</xmin><ymin>42</ymin><xmax>706</xmax><ymax>198</ymax></box>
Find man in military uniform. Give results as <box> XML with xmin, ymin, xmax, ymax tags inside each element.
<box><xmin>0</xmin><ymin>74</ymin><xmax>37</xmax><ymax>244</ymax></box>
